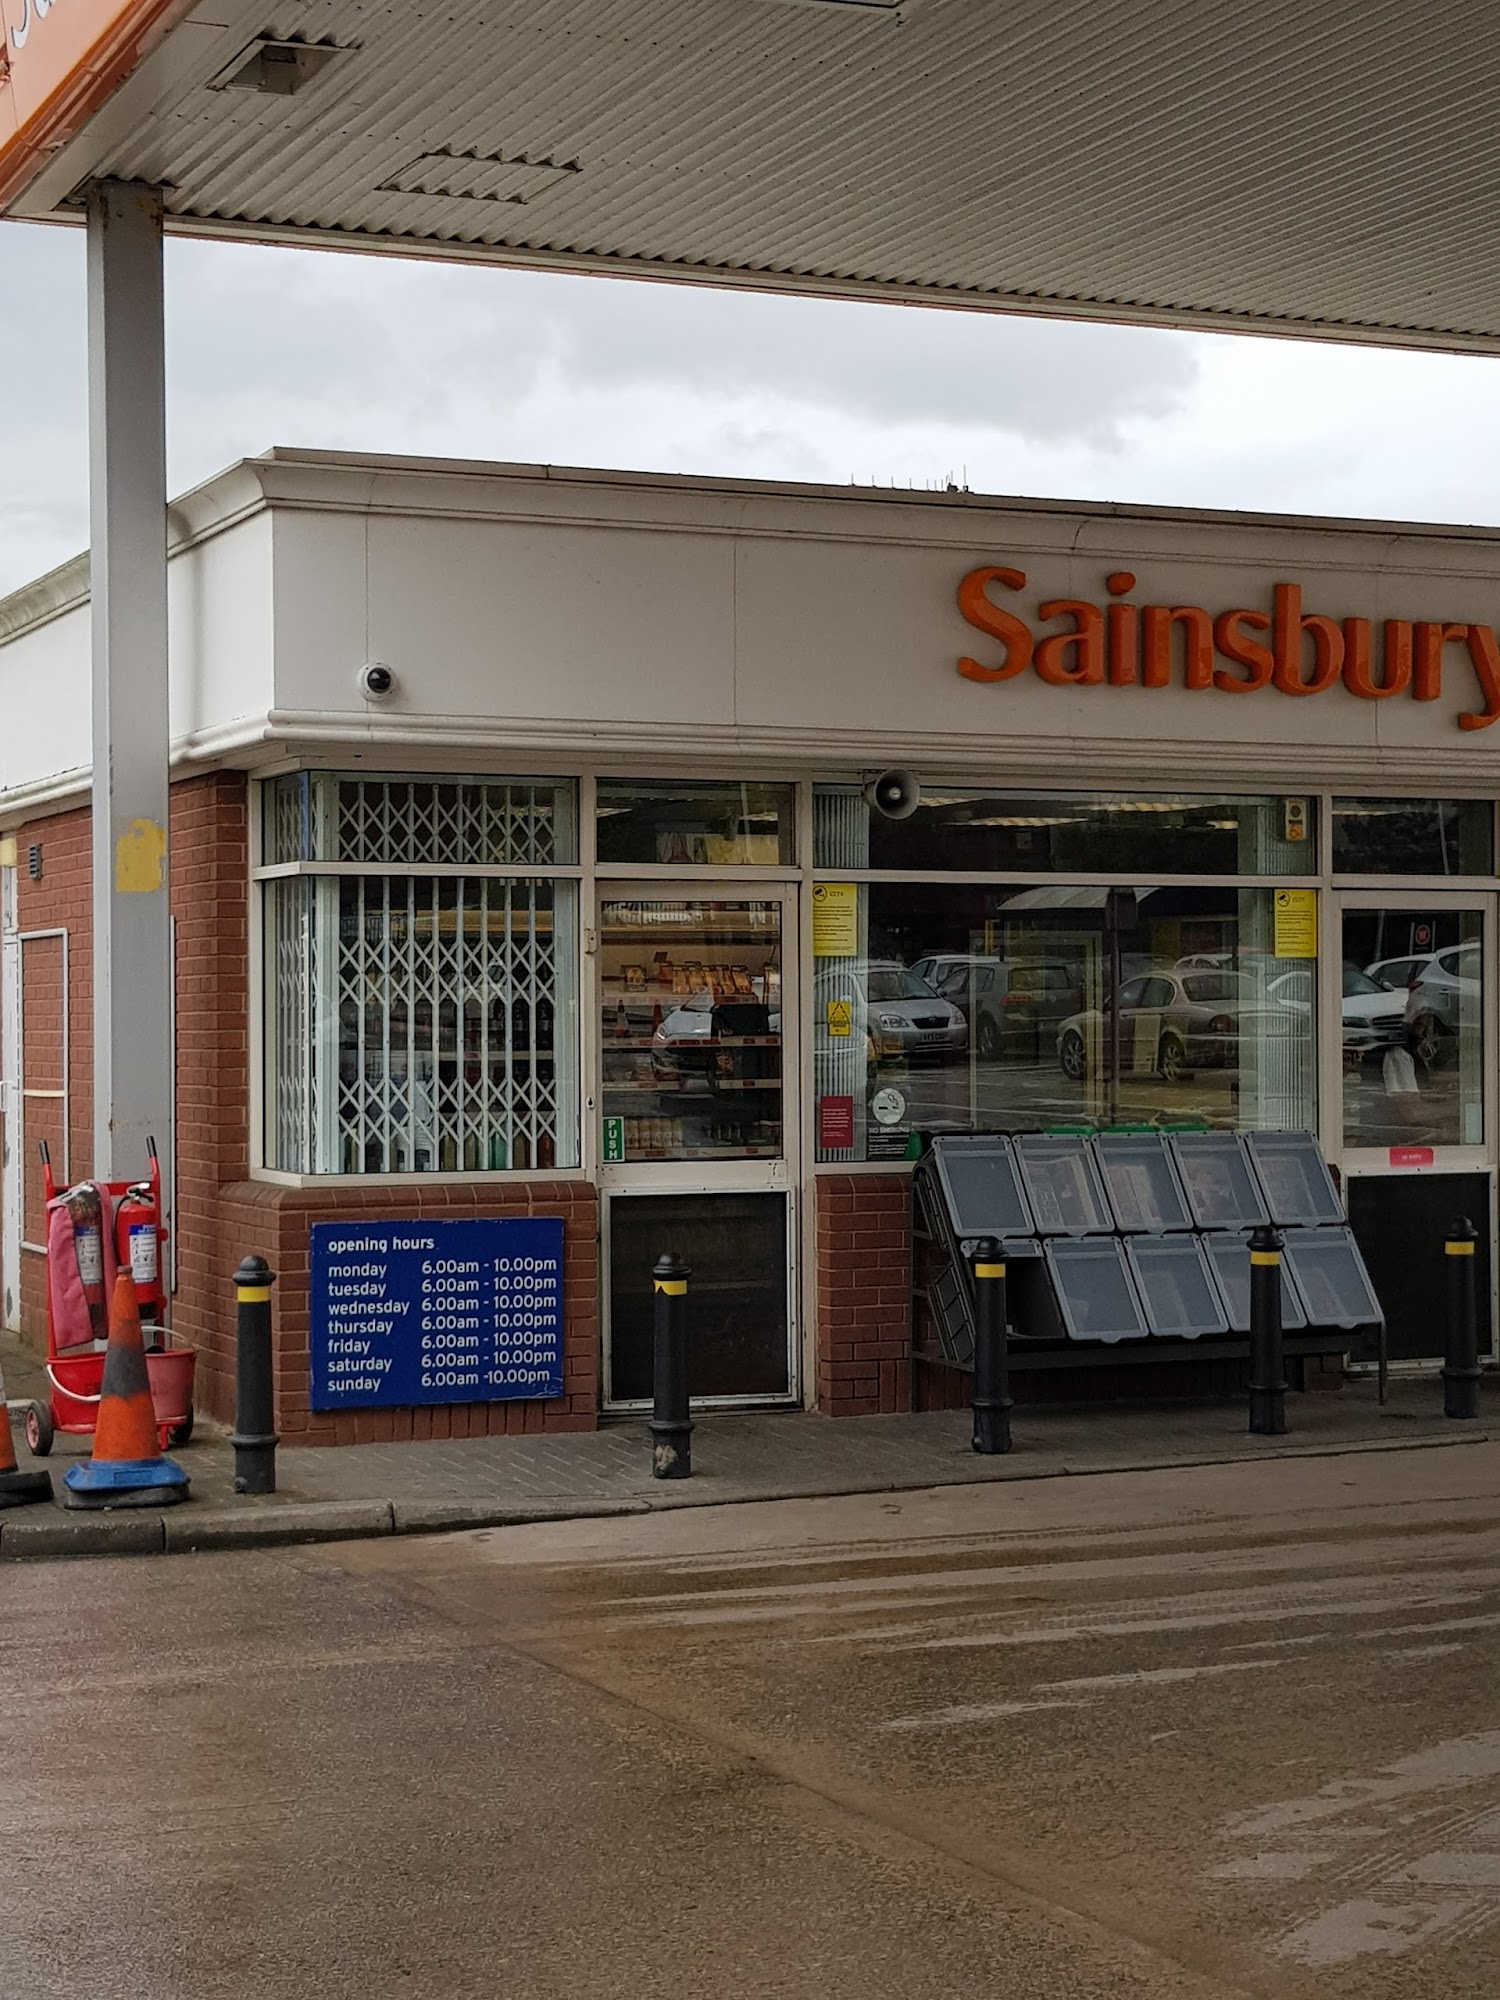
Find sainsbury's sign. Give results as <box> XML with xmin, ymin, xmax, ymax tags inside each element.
<box><xmin>0</xmin><ymin>0</ymin><xmax>182</xmax><ymax>209</ymax></box>
<box><xmin>956</xmin><ymin>566</ymin><xmax>1500</xmax><ymax>732</ymax></box>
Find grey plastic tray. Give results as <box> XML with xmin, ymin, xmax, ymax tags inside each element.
<box><xmin>1243</xmin><ymin>1130</ymin><xmax>1345</xmax><ymax>1229</ymax></box>
<box><xmin>1169</xmin><ymin>1132</ymin><xmax>1270</xmax><ymax>1231</ymax></box>
<box><xmin>1124</xmin><ymin>1234</ymin><xmax>1230</xmax><ymax>1339</ymax></box>
<box><xmin>1093</xmin><ymin>1134</ymin><xmax>1194</xmax><ymax>1232</ymax></box>
<box><xmin>1044</xmin><ymin>1236</ymin><xmax>1151</xmax><ymax>1343</ymax></box>
<box><xmin>1202</xmin><ymin>1232</ymin><xmax>1310</xmax><ymax>1333</ymax></box>
<box><xmin>1281</xmin><ymin>1227</ymin><xmax>1383</xmax><ymax>1330</ymax></box>
<box><xmin>1016</xmin><ymin>1135</ymin><xmax>1114</xmax><ymax>1234</ymax></box>
<box><xmin>930</xmin><ymin>1135</ymin><xmax>1035</xmax><ymax>1240</ymax></box>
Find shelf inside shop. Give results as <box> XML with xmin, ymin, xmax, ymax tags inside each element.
<box><xmin>602</xmin><ymin>1035</ymin><xmax>781</xmax><ymax>1051</ymax></box>
<box><xmin>604</xmin><ymin>1078</ymin><xmax>779</xmax><ymax>1095</ymax></box>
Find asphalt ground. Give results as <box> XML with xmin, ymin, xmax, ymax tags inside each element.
<box><xmin>5</xmin><ymin>1442</ymin><xmax>1498</xmax><ymax>1997</ymax></box>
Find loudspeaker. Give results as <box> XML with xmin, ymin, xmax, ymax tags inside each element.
<box><xmin>864</xmin><ymin>770</ymin><xmax>921</xmax><ymax>820</ymax></box>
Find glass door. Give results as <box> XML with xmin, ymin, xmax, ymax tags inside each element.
<box><xmin>597</xmin><ymin>888</ymin><xmax>798</xmax><ymax>1407</ymax></box>
<box><xmin>1335</xmin><ymin>892</ymin><xmax>1495</xmax><ymax>1362</ymax></box>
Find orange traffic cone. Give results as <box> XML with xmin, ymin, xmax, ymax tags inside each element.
<box><xmin>63</xmin><ymin>1272</ymin><xmax>188</xmax><ymax>1509</ymax></box>
<box><xmin>0</xmin><ymin>1355</ymin><xmax>52</xmax><ymax>1507</ymax></box>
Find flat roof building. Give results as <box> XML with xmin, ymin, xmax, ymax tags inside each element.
<box><xmin>2</xmin><ymin>451</ymin><xmax>1495</xmax><ymax>1439</ymax></box>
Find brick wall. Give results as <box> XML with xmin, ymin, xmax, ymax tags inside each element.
<box><xmin>219</xmin><ymin>1178</ymin><xmax>598</xmax><ymax>1443</ymax></box>
<box><xmin>815</xmin><ymin>1173</ymin><xmax>911</xmax><ymax>1416</ymax></box>
<box><xmin>3</xmin><ymin>779</ymin><xmax>602</xmax><ymax>1444</ymax></box>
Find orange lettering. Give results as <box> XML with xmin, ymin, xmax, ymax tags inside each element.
<box><xmin>1342</xmin><ymin>619</ymin><xmax>1411</xmax><ymax>700</ymax></box>
<box><xmin>1212</xmin><ymin>609</ymin><xmax>1273</xmax><ymax>692</ymax></box>
<box><xmin>1413</xmin><ymin>621</ymin><xmax>1469</xmax><ymax>703</ymax></box>
<box><xmin>1034</xmin><ymin>600</ymin><xmax>1105</xmax><ymax>685</ymax></box>
<box><xmin>1460</xmin><ymin>626</ymin><xmax>1500</xmax><ymax>730</ymax></box>
<box><xmin>1140</xmin><ymin>606</ymin><xmax>1213</xmax><ymax>690</ymax></box>
<box><xmin>1272</xmin><ymin>582</ymin><xmax>1342</xmax><ymax>695</ymax></box>
<box><xmin>956</xmin><ymin>566</ymin><xmax>1033</xmax><ymax>682</ymax></box>
<box><xmin>1106</xmin><ymin>602</ymin><xmax>1137</xmax><ymax>685</ymax></box>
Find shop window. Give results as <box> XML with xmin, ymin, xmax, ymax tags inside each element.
<box><xmin>813</xmin><ymin>786</ymin><xmax>1315</xmax><ymax>875</ymax></box>
<box><xmin>1342</xmin><ymin>907</ymin><xmax>1484</xmax><ymax>1150</ymax></box>
<box><xmin>260</xmin><ymin>775</ymin><xmax>579</xmax><ymax>1175</ymax></box>
<box><xmin>597</xmin><ymin>780</ymin><xmax>794</xmax><ymax>866</ymax></box>
<box><xmin>813</xmin><ymin>882</ymin><xmax>1316</xmax><ymax>1162</ymax></box>
<box><xmin>264</xmin><ymin>772</ymin><xmax>576</xmax><ymax>866</ymax></box>
<box><xmin>1332</xmin><ymin>798</ymin><xmax>1493</xmax><ymax>877</ymax></box>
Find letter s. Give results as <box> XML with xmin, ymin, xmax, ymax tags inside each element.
<box><xmin>957</xmin><ymin>567</ymin><xmax>1033</xmax><ymax>682</ymax></box>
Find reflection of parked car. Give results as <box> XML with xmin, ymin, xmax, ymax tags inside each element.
<box><xmin>1403</xmin><ymin>943</ymin><xmax>1482</xmax><ymax>1066</ymax></box>
<box><xmin>1366</xmin><ymin>952</ymin><xmax>1437</xmax><ymax>992</ymax></box>
<box><xmin>1266</xmin><ymin>964</ymin><xmax>1405</xmax><ymax>1060</ymax></box>
<box><xmin>1056</xmin><ymin>971</ymin><xmax>1283</xmax><ymax>1083</ymax></box>
<box><xmin>653</xmin><ymin>990</ymin><xmax>782</xmax><ymax>1079</ymax></box>
<box><xmin>907</xmin><ymin>955</ymin><xmax>1084</xmax><ymax>1060</ymax></box>
<box><xmin>1173</xmin><ymin>950</ymin><xmax>1275</xmax><ymax>982</ymax></box>
<box><xmin>814</xmin><ymin>963</ymin><xmax>967</xmax><ymax>1065</ymax></box>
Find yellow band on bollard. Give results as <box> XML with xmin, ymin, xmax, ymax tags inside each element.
<box><xmin>1248</xmin><ymin>1252</ymin><xmax>1280</xmax><ymax>1267</ymax></box>
<box><xmin>237</xmin><ymin>1285</ymin><xmax>272</xmax><ymax>1303</ymax></box>
<box><xmin>1446</xmin><ymin>1241</ymin><xmax>1476</xmax><ymax>1256</ymax></box>
<box><xmin>974</xmin><ymin>1263</ymin><xmax>1006</xmax><ymax>1279</ymax></box>
<box><xmin>654</xmin><ymin>1279</ymin><xmax>688</xmax><ymax>1295</ymax></box>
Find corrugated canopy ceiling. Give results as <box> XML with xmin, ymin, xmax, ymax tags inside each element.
<box><xmin>12</xmin><ymin>0</ymin><xmax>1500</xmax><ymax>350</ymax></box>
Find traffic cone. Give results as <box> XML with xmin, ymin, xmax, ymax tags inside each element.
<box><xmin>62</xmin><ymin>1272</ymin><xmax>189</xmax><ymax>1509</ymax></box>
<box><xmin>0</xmin><ymin>1356</ymin><xmax>52</xmax><ymax>1507</ymax></box>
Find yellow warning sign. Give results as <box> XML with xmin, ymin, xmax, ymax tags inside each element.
<box><xmin>826</xmin><ymin>998</ymin><xmax>852</xmax><ymax>1038</ymax></box>
<box><xmin>811</xmin><ymin>882</ymin><xmax>859</xmax><ymax>957</ymax></box>
<box><xmin>1273</xmin><ymin>888</ymin><xmax>1317</xmax><ymax>959</ymax></box>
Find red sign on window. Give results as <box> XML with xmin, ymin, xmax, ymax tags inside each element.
<box><xmin>819</xmin><ymin>1096</ymin><xmax>855</xmax><ymax>1149</ymax></box>
<box><xmin>1388</xmin><ymin>1145</ymin><xmax>1435</xmax><ymax>1169</ymax></box>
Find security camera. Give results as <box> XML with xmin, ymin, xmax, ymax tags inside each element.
<box><xmin>359</xmin><ymin>662</ymin><xmax>395</xmax><ymax>701</ymax></box>
<box><xmin>864</xmin><ymin>769</ymin><xmax>921</xmax><ymax>821</ymax></box>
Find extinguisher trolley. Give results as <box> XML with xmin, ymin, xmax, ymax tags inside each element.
<box><xmin>26</xmin><ymin>1139</ymin><xmax>196</xmax><ymax>1456</ymax></box>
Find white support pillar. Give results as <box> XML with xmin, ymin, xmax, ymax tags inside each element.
<box><xmin>87</xmin><ymin>181</ymin><xmax>173</xmax><ymax>1207</ymax></box>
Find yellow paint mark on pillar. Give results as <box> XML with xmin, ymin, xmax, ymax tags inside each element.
<box><xmin>115</xmin><ymin>819</ymin><xmax>166</xmax><ymax>894</ymax></box>
<box><xmin>0</xmin><ymin>834</ymin><xmax>16</xmax><ymax>869</ymax></box>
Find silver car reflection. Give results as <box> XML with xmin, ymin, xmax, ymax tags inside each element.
<box><xmin>1056</xmin><ymin>970</ymin><xmax>1288</xmax><ymax>1083</ymax></box>
<box><xmin>814</xmin><ymin>963</ymin><xmax>967</xmax><ymax>1066</ymax></box>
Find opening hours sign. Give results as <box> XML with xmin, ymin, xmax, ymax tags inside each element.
<box><xmin>310</xmin><ymin>1217</ymin><xmax>564</xmax><ymax>1410</ymax></box>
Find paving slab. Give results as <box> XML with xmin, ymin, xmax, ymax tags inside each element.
<box><xmin>3</xmin><ymin>1319</ymin><xmax>1496</xmax><ymax>1561</ymax></box>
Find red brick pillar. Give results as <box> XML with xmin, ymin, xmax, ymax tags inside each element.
<box><xmin>814</xmin><ymin>1173</ymin><xmax>911</xmax><ymax>1416</ymax></box>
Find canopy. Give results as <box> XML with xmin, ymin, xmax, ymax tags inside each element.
<box><xmin>6</xmin><ymin>0</ymin><xmax>1500</xmax><ymax>350</ymax></box>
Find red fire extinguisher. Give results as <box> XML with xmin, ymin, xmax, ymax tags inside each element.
<box><xmin>115</xmin><ymin>1179</ymin><xmax>166</xmax><ymax>1346</ymax></box>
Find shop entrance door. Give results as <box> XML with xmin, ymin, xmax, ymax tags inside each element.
<box><xmin>597</xmin><ymin>888</ymin><xmax>798</xmax><ymax>1407</ymax></box>
<box><xmin>1334</xmin><ymin>891</ymin><xmax>1496</xmax><ymax>1364</ymax></box>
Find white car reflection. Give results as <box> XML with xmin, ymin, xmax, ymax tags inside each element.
<box><xmin>1266</xmin><ymin>964</ymin><xmax>1406</xmax><ymax>1060</ymax></box>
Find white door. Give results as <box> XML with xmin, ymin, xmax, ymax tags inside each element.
<box><xmin>596</xmin><ymin>884</ymin><xmax>799</xmax><ymax>1408</ymax></box>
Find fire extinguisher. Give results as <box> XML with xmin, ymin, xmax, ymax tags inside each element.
<box><xmin>58</xmin><ymin>1182</ymin><xmax>111</xmax><ymax>1346</ymax></box>
<box><xmin>116</xmin><ymin>1180</ymin><xmax>166</xmax><ymax>1347</ymax></box>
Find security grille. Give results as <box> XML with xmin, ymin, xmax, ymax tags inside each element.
<box><xmin>262</xmin><ymin>774</ymin><xmax>578</xmax><ymax>1174</ymax></box>
<box><xmin>264</xmin><ymin>772</ymin><xmax>572</xmax><ymax>866</ymax></box>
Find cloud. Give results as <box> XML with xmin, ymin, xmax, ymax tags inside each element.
<box><xmin>9</xmin><ymin>216</ymin><xmax>1500</xmax><ymax>604</ymax></box>
<box><xmin>0</xmin><ymin>222</ymin><xmax>1201</xmax><ymax>592</ymax></box>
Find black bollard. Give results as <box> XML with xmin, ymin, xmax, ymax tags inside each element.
<box><xmin>650</xmin><ymin>1251</ymin><xmax>692</xmax><ymax>1479</ymax></box>
<box><xmin>230</xmin><ymin>1255</ymin><xmax>279</xmax><ymax>1495</ymax></box>
<box><xmin>1248</xmin><ymin>1225</ymin><xmax>1287</xmax><ymax>1437</ymax></box>
<box><xmin>1443</xmin><ymin>1216</ymin><xmax>1481</xmax><ymax>1420</ymax></box>
<box><xmin>970</xmin><ymin>1236</ymin><xmax>1013</xmax><ymax>1455</ymax></box>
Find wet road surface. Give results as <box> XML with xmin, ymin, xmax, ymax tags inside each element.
<box><xmin>6</xmin><ymin>1441</ymin><xmax>1500</xmax><ymax>1998</ymax></box>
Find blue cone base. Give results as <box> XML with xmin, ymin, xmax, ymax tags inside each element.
<box><xmin>63</xmin><ymin>1456</ymin><xmax>189</xmax><ymax>1500</ymax></box>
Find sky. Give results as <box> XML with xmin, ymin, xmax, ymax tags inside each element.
<box><xmin>10</xmin><ymin>216</ymin><xmax>1500</xmax><ymax>595</ymax></box>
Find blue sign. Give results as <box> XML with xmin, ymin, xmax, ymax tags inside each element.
<box><xmin>309</xmin><ymin>1217</ymin><xmax>564</xmax><ymax>1411</ymax></box>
